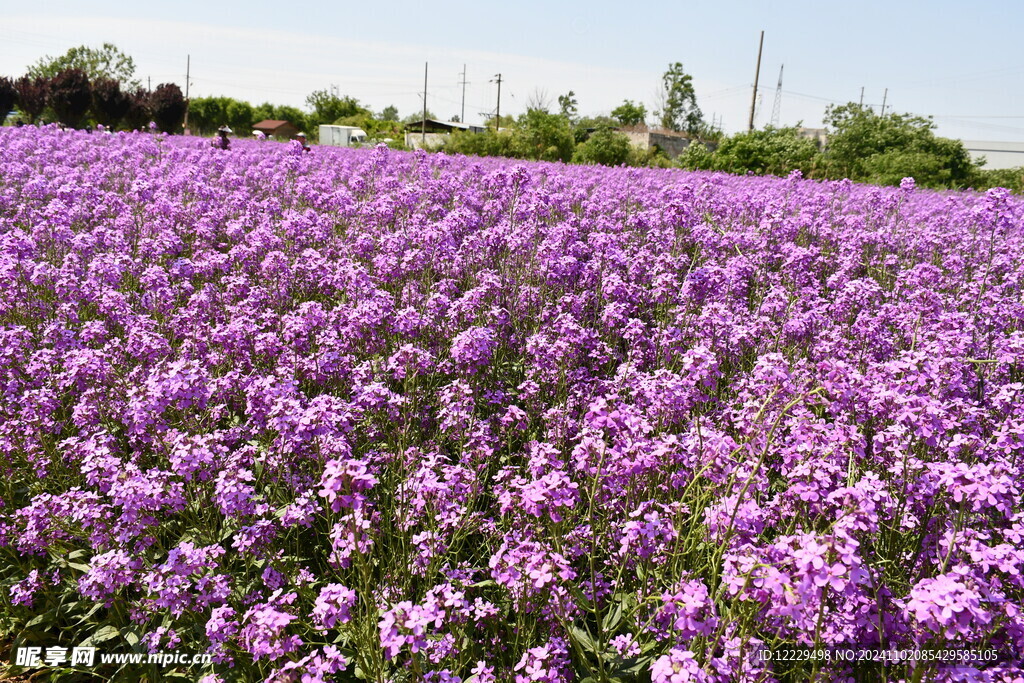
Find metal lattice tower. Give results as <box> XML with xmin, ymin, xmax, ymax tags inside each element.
<box><xmin>770</xmin><ymin>64</ymin><xmax>784</xmax><ymax>127</ymax></box>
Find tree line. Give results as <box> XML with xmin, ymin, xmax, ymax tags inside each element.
<box><xmin>3</xmin><ymin>45</ymin><xmax>1019</xmax><ymax>193</ymax></box>
<box><xmin>0</xmin><ymin>44</ymin><xmax>186</xmax><ymax>132</ymax></box>
<box><xmin>433</xmin><ymin>63</ymin><xmax>1020</xmax><ymax>193</ymax></box>
<box><xmin>673</xmin><ymin>104</ymin><xmax>1021</xmax><ymax>192</ymax></box>
<box><xmin>0</xmin><ymin>44</ymin><xmax>403</xmax><ymax>143</ymax></box>
<box><xmin>444</xmin><ymin>98</ymin><xmax>1020</xmax><ymax>194</ymax></box>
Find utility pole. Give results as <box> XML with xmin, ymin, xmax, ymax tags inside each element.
<box><xmin>748</xmin><ymin>30</ymin><xmax>764</xmax><ymax>131</ymax></box>
<box><xmin>459</xmin><ymin>64</ymin><xmax>467</xmax><ymax>123</ymax></box>
<box><xmin>770</xmin><ymin>64</ymin><xmax>783</xmax><ymax>128</ymax></box>
<box><xmin>859</xmin><ymin>86</ymin><xmax>864</xmax><ymax>107</ymax></box>
<box><xmin>422</xmin><ymin>62</ymin><xmax>428</xmax><ymax>146</ymax></box>
<box><xmin>147</xmin><ymin>76</ymin><xmax>151</xmax><ymax>92</ymax></box>
<box><xmin>183</xmin><ymin>55</ymin><xmax>191</xmax><ymax>134</ymax></box>
<box><xmin>492</xmin><ymin>73</ymin><xmax>503</xmax><ymax>132</ymax></box>
<box><xmin>881</xmin><ymin>88</ymin><xmax>888</xmax><ymax>115</ymax></box>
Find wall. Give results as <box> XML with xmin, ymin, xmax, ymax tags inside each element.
<box><xmin>962</xmin><ymin>141</ymin><xmax>1024</xmax><ymax>170</ymax></box>
<box><xmin>404</xmin><ymin>132</ymin><xmax>449</xmax><ymax>150</ymax></box>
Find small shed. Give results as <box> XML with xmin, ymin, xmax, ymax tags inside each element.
<box><xmin>404</xmin><ymin>119</ymin><xmax>486</xmax><ymax>134</ymax></box>
<box><xmin>252</xmin><ymin>119</ymin><xmax>300</xmax><ymax>140</ymax></box>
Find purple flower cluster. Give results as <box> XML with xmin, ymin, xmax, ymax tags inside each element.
<box><xmin>2</xmin><ymin>125</ymin><xmax>1024</xmax><ymax>680</ymax></box>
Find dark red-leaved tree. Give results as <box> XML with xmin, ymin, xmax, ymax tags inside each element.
<box><xmin>48</xmin><ymin>68</ymin><xmax>92</xmax><ymax>128</ymax></box>
<box><xmin>123</xmin><ymin>88</ymin><xmax>151</xmax><ymax>130</ymax></box>
<box><xmin>0</xmin><ymin>77</ymin><xmax>16</xmax><ymax>121</ymax></box>
<box><xmin>91</xmin><ymin>77</ymin><xmax>129</xmax><ymax>129</ymax></box>
<box><xmin>150</xmin><ymin>83</ymin><xmax>186</xmax><ymax>134</ymax></box>
<box><xmin>14</xmin><ymin>75</ymin><xmax>49</xmax><ymax>124</ymax></box>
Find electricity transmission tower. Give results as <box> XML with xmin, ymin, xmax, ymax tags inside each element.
<box><xmin>770</xmin><ymin>65</ymin><xmax>783</xmax><ymax>128</ymax></box>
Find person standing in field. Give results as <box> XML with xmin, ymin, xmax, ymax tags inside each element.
<box><xmin>213</xmin><ymin>126</ymin><xmax>232</xmax><ymax>150</ymax></box>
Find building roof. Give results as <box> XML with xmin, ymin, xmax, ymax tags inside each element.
<box><xmin>404</xmin><ymin>118</ymin><xmax>486</xmax><ymax>133</ymax></box>
<box><xmin>253</xmin><ymin>120</ymin><xmax>297</xmax><ymax>132</ymax></box>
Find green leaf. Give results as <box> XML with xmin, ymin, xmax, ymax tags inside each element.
<box><xmin>80</xmin><ymin>625</ymin><xmax>120</xmax><ymax>646</ymax></box>
<box><xmin>569</xmin><ymin>585</ymin><xmax>594</xmax><ymax>612</ymax></box>
<box><xmin>25</xmin><ymin>607</ymin><xmax>58</xmax><ymax>629</ymax></box>
<box><xmin>570</xmin><ymin>624</ymin><xmax>598</xmax><ymax>654</ymax></box>
<box><xmin>602</xmin><ymin>600</ymin><xmax>624</xmax><ymax>633</ymax></box>
<box><xmin>121</xmin><ymin>627</ymin><xmax>140</xmax><ymax>646</ymax></box>
<box><xmin>612</xmin><ymin>654</ymin><xmax>655</xmax><ymax>676</ymax></box>
<box><xmin>72</xmin><ymin>602</ymin><xmax>105</xmax><ymax>626</ymax></box>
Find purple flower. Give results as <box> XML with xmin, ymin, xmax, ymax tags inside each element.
<box><xmin>650</xmin><ymin>648</ymin><xmax>712</xmax><ymax>683</ymax></box>
<box><xmin>311</xmin><ymin>583</ymin><xmax>357</xmax><ymax>631</ymax></box>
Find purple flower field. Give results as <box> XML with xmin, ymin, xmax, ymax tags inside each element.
<box><xmin>1</xmin><ymin>125</ymin><xmax>1023</xmax><ymax>682</ymax></box>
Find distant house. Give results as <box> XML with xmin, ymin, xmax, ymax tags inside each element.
<box><xmin>619</xmin><ymin>125</ymin><xmax>714</xmax><ymax>160</ymax></box>
<box><xmin>404</xmin><ymin>118</ymin><xmax>486</xmax><ymax>149</ymax></box>
<box><xmin>797</xmin><ymin>127</ymin><xmax>828</xmax><ymax>149</ymax></box>
<box><xmin>253</xmin><ymin>119</ymin><xmax>300</xmax><ymax>140</ymax></box>
<box><xmin>962</xmin><ymin>140</ymin><xmax>1024</xmax><ymax>170</ymax></box>
<box><xmin>405</xmin><ymin>118</ymin><xmax>487</xmax><ymax>134</ymax></box>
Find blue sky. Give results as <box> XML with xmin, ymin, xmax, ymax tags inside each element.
<box><xmin>4</xmin><ymin>0</ymin><xmax>1024</xmax><ymax>140</ymax></box>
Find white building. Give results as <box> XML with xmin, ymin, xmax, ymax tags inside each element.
<box><xmin>962</xmin><ymin>141</ymin><xmax>1024</xmax><ymax>170</ymax></box>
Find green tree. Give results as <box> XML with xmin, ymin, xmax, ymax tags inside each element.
<box><xmin>253</xmin><ymin>102</ymin><xmax>275</xmax><ymax>124</ymax></box>
<box><xmin>483</xmin><ymin>114</ymin><xmax>515</xmax><ymax>131</ymax></box>
<box><xmin>611</xmin><ymin>100</ymin><xmax>646</xmax><ymax>127</ymax></box>
<box><xmin>188</xmin><ymin>96</ymin><xmax>232</xmax><ymax>134</ymax></box>
<box><xmin>379</xmin><ymin>105</ymin><xmax>399</xmax><ymax>121</ymax></box>
<box><xmin>445</xmin><ymin>129</ymin><xmax>517</xmax><ymax>158</ymax></box>
<box><xmin>336</xmin><ymin>112</ymin><xmax>400</xmax><ymax>139</ymax></box>
<box><xmin>511</xmin><ymin>109</ymin><xmax>575</xmax><ymax>162</ymax></box>
<box><xmin>658</xmin><ymin>62</ymin><xmax>702</xmax><ymax>135</ymax></box>
<box><xmin>28</xmin><ymin>43</ymin><xmax>138</xmax><ymax>88</ymax></box>
<box><xmin>403</xmin><ymin>109</ymin><xmax>437</xmax><ymax>125</ymax></box>
<box><xmin>48</xmin><ymin>69</ymin><xmax>91</xmax><ymax>127</ymax></box>
<box><xmin>711</xmin><ymin>126</ymin><xmax>820</xmax><ymax>176</ymax></box>
<box><xmin>572</xmin><ymin>126</ymin><xmax>633</xmax><ymax>166</ymax></box>
<box><xmin>675</xmin><ymin>140</ymin><xmax>715</xmax><ymax>171</ymax></box>
<box><xmin>558</xmin><ymin>90</ymin><xmax>578</xmax><ymax>124</ymax></box>
<box><xmin>972</xmin><ymin>166</ymin><xmax>1024</xmax><ymax>194</ymax></box>
<box><xmin>225</xmin><ymin>100</ymin><xmax>254</xmax><ymax>134</ymax></box>
<box><xmin>573</xmin><ymin>115</ymin><xmax>618</xmax><ymax>144</ymax></box>
<box><xmin>305</xmin><ymin>90</ymin><xmax>366</xmax><ymax>127</ymax></box>
<box><xmin>822</xmin><ymin>103</ymin><xmax>976</xmax><ymax>188</ymax></box>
